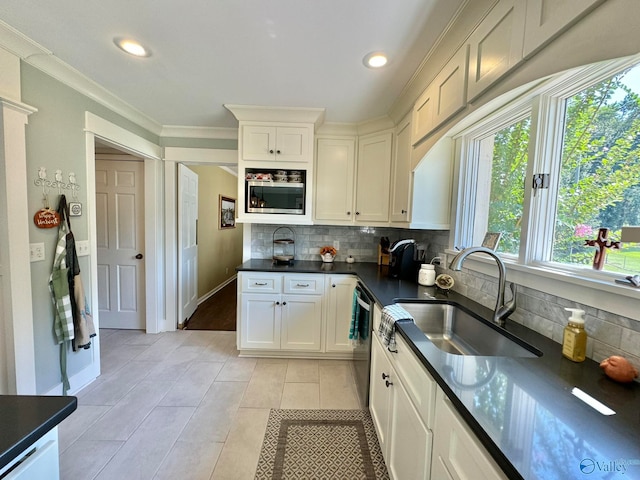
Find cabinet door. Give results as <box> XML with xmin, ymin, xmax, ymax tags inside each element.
<box><xmin>325</xmin><ymin>275</ymin><xmax>357</xmax><ymax>352</ymax></box>
<box><xmin>242</xmin><ymin>125</ymin><xmax>276</xmax><ymax>161</ymax></box>
<box><xmin>239</xmin><ymin>293</ymin><xmax>280</xmax><ymax>349</ymax></box>
<box><xmin>523</xmin><ymin>0</ymin><xmax>605</xmax><ymax>58</ymax></box>
<box><xmin>280</xmin><ymin>294</ymin><xmax>322</xmax><ymax>351</ymax></box>
<box><xmin>355</xmin><ymin>132</ymin><xmax>393</xmax><ymax>223</ymax></box>
<box><xmin>412</xmin><ymin>84</ymin><xmax>436</xmax><ymax>146</ymax></box>
<box><xmin>275</xmin><ymin>126</ymin><xmax>311</xmax><ymax>162</ymax></box>
<box><xmin>432</xmin><ymin>45</ymin><xmax>469</xmax><ymax>129</ymax></box>
<box><xmin>315</xmin><ymin>137</ymin><xmax>356</xmax><ymax>222</ymax></box>
<box><xmin>467</xmin><ymin>0</ymin><xmax>526</xmax><ymax>101</ymax></box>
<box><xmin>388</xmin><ymin>379</ymin><xmax>432</xmax><ymax>480</ymax></box>
<box><xmin>433</xmin><ymin>388</ymin><xmax>509</xmax><ymax>480</ymax></box>
<box><xmin>369</xmin><ymin>335</ymin><xmax>394</xmax><ymax>460</ymax></box>
<box><xmin>390</xmin><ymin>114</ymin><xmax>412</xmax><ymax>223</ymax></box>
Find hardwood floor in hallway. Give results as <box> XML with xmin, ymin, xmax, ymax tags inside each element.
<box><xmin>185</xmin><ymin>280</ymin><xmax>237</xmax><ymax>331</ymax></box>
<box><xmin>58</xmin><ymin>328</ymin><xmax>361</xmax><ymax>479</ymax></box>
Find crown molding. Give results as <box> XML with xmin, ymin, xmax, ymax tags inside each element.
<box><xmin>160</xmin><ymin>125</ymin><xmax>238</xmax><ymax>139</ymax></box>
<box><xmin>224</xmin><ymin>104</ymin><xmax>326</xmax><ymax>129</ymax></box>
<box><xmin>0</xmin><ymin>19</ymin><xmax>163</xmax><ymax>136</ymax></box>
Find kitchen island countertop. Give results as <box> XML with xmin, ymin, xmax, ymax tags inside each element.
<box><xmin>0</xmin><ymin>394</ymin><xmax>77</xmax><ymax>471</ymax></box>
<box><xmin>237</xmin><ymin>259</ymin><xmax>640</xmax><ymax>479</ymax></box>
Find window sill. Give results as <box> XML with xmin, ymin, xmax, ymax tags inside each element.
<box><xmin>444</xmin><ymin>249</ymin><xmax>640</xmax><ymax>320</ymax></box>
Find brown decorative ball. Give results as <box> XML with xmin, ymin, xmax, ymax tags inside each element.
<box><xmin>600</xmin><ymin>356</ymin><xmax>639</xmax><ymax>383</ymax></box>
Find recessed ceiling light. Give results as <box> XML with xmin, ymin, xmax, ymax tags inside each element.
<box><xmin>363</xmin><ymin>52</ymin><xmax>388</xmax><ymax>69</ymax></box>
<box><xmin>114</xmin><ymin>37</ymin><xmax>151</xmax><ymax>58</ymax></box>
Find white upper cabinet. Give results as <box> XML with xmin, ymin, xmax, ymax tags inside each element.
<box><xmin>242</xmin><ymin>124</ymin><xmax>312</xmax><ymax>163</ymax></box>
<box><xmin>412</xmin><ymin>84</ymin><xmax>436</xmax><ymax>146</ymax></box>
<box><xmin>314</xmin><ymin>136</ymin><xmax>356</xmax><ymax>223</ymax></box>
<box><xmin>390</xmin><ymin>113</ymin><xmax>412</xmax><ymax>223</ymax></box>
<box><xmin>467</xmin><ymin>0</ymin><xmax>526</xmax><ymax>102</ymax></box>
<box><xmin>355</xmin><ymin>131</ymin><xmax>393</xmax><ymax>223</ymax></box>
<box><xmin>412</xmin><ymin>45</ymin><xmax>469</xmax><ymax>146</ymax></box>
<box><xmin>523</xmin><ymin>0</ymin><xmax>606</xmax><ymax>58</ymax></box>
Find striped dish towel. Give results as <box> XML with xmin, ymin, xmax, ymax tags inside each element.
<box><xmin>378</xmin><ymin>304</ymin><xmax>414</xmax><ymax>350</ymax></box>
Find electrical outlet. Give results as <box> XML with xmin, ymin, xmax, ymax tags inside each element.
<box><xmin>333</xmin><ymin>240</ymin><xmax>340</xmax><ymax>251</ymax></box>
<box><xmin>30</xmin><ymin>243</ymin><xmax>45</xmax><ymax>262</ymax></box>
<box><xmin>76</xmin><ymin>240</ymin><xmax>90</xmax><ymax>256</ymax></box>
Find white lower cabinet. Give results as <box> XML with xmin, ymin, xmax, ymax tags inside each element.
<box><xmin>238</xmin><ymin>273</ymin><xmax>323</xmax><ymax>352</ymax></box>
<box><xmin>0</xmin><ymin>428</ymin><xmax>60</xmax><ymax>480</ymax></box>
<box><xmin>432</xmin><ymin>388</ymin><xmax>508</xmax><ymax>480</ymax></box>
<box><xmin>370</xmin><ymin>303</ymin><xmax>507</xmax><ymax>480</ymax></box>
<box><xmin>324</xmin><ymin>275</ymin><xmax>357</xmax><ymax>352</ymax></box>
<box><xmin>370</xmin><ymin>332</ymin><xmax>432</xmax><ymax>480</ymax></box>
<box><xmin>388</xmin><ymin>378</ymin><xmax>432</xmax><ymax>480</ymax></box>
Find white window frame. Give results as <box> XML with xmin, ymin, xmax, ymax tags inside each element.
<box><xmin>450</xmin><ymin>55</ymin><xmax>640</xmax><ymax>320</ymax></box>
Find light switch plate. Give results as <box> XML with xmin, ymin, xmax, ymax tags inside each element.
<box><xmin>76</xmin><ymin>240</ymin><xmax>90</xmax><ymax>256</ymax></box>
<box><xmin>30</xmin><ymin>243</ymin><xmax>45</xmax><ymax>262</ymax></box>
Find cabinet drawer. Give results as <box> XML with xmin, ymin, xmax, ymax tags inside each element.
<box><xmin>241</xmin><ymin>273</ymin><xmax>282</xmax><ymax>293</ymax></box>
<box><xmin>391</xmin><ymin>334</ymin><xmax>436</xmax><ymax>429</ymax></box>
<box><xmin>283</xmin><ymin>274</ymin><xmax>324</xmax><ymax>294</ymax></box>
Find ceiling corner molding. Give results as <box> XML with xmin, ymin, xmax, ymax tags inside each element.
<box><xmin>316</xmin><ymin>122</ymin><xmax>359</xmax><ymax>136</ymax></box>
<box><xmin>163</xmin><ymin>146</ymin><xmax>238</xmax><ymax>164</ymax></box>
<box><xmin>160</xmin><ymin>125</ymin><xmax>238</xmax><ymax>140</ymax></box>
<box><xmin>356</xmin><ymin>115</ymin><xmax>395</xmax><ymax>136</ymax></box>
<box><xmin>224</xmin><ymin>104</ymin><xmax>326</xmax><ymax>129</ymax></box>
<box><xmin>0</xmin><ymin>20</ymin><xmax>163</xmax><ymax>136</ymax></box>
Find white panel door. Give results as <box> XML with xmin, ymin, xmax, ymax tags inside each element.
<box><xmin>96</xmin><ymin>160</ymin><xmax>145</xmax><ymax>329</ymax></box>
<box><xmin>324</xmin><ymin>275</ymin><xmax>357</xmax><ymax>352</ymax></box>
<box><xmin>355</xmin><ymin>132</ymin><xmax>393</xmax><ymax>223</ymax></box>
<box><xmin>178</xmin><ymin>164</ymin><xmax>198</xmax><ymax>325</ymax></box>
<box><xmin>314</xmin><ymin>137</ymin><xmax>356</xmax><ymax>222</ymax></box>
<box><xmin>280</xmin><ymin>294</ymin><xmax>322</xmax><ymax>351</ymax></box>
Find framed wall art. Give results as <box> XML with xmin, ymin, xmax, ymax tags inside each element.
<box><xmin>219</xmin><ymin>195</ymin><xmax>236</xmax><ymax>229</ymax></box>
<box><xmin>482</xmin><ymin>232</ymin><xmax>502</xmax><ymax>250</ymax></box>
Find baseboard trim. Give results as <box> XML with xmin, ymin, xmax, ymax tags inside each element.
<box><xmin>43</xmin><ymin>364</ymin><xmax>98</xmax><ymax>396</ymax></box>
<box><xmin>198</xmin><ymin>274</ymin><xmax>237</xmax><ymax>305</ymax></box>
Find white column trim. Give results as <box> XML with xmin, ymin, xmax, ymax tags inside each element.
<box><xmin>0</xmin><ymin>98</ymin><xmax>37</xmax><ymax>394</ymax></box>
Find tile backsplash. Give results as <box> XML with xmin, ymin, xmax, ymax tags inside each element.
<box><xmin>250</xmin><ymin>224</ymin><xmax>448</xmax><ymax>263</ymax></box>
<box><xmin>250</xmin><ymin>224</ymin><xmax>639</xmax><ymax>379</ymax></box>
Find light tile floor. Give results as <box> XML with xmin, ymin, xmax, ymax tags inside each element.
<box><xmin>58</xmin><ymin>329</ymin><xmax>361</xmax><ymax>480</ymax></box>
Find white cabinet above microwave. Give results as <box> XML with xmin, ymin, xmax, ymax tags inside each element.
<box><xmin>242</xmin><ymin>125</ymin><xmax>312</xmax><ymax>163</ymax></box>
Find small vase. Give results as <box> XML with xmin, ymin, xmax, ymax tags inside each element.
<box><xmin>321</xmin><ymin>253</ymin><xmax>335</xmax><ymax>263</ymax></box>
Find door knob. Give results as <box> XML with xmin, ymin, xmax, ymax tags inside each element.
<box><xmin>382</xmin><ymin>373</ymin><xmax>389</xmax><ymax>380</ymax></box>
<box><xmin>385</xmin><ymin>380</ymin><xmax>393</xmax><ymax>388</ymax></box>
<box><xmin>135</xmin><ymin>253</ymin><xmax>143</xmax><ymax>259</ymax></box>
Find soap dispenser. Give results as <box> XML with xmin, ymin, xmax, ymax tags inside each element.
<box><xmin>562</xmin><ymin>308</ymin><xmax>587</xmax><ymax>362</ymax></box>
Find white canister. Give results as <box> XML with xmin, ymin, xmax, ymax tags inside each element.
<box><xmin>418</xmin><ymin>264</ymin><xmax>436</xmax><ymax>286</ymax></box>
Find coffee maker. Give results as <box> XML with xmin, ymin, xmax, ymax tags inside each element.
<box><xmin>388</xmin><ymin>239</ymin><xmax>417</xmax><ymax>279</ymax></box>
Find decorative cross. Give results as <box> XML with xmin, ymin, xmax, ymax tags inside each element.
<box><xmin>584</xmin><ymin>227</ymin><xmax>621</xmax><ymax>270</ymax></box>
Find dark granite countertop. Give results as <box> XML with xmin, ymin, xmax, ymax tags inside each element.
<box><xmin>0</xmin><ymin>395</ymin><xmax>77</xmax><ymax>470</ymax></box>
<box><xmin>237</xmin><ymin>260</ymin><xmax>640</xmax><ymax>479</ymax></box>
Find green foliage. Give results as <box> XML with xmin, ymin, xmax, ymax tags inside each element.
<box><xmin>553</xmin><ymin>69</ymin><xmax>640</xmax><ymax>268</ymax></box>
<box><xmin>488</xmin><ymin>118</ymin><xmax>530</xmax><ymax>254</ymax></box>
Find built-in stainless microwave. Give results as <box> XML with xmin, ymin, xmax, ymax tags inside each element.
<box><xmin>246</xmin><ymin>180</ymin><xmax>305</xmax><ymax>214</ymax></box>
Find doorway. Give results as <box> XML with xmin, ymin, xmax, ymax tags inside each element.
<box><xmin>95</xmin><ymin>142</ymin><xmax>146</xmax><ymax>330</ymax></box>
<box><xmin>180</xmin><ymin>164</ymin><xmax>242</xmax><ymax>331</ymax></box>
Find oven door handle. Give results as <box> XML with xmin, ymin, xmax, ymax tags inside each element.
<box><xmin>356</xmin><ymin>296</ymin><xmax>371</xmax><ymax>312</ymax></box>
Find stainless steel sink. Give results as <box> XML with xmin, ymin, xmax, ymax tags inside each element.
<box><xmin>395</xmin><ymin>302</ymin><xmax>541</xmax><ymax>358</ymax></box>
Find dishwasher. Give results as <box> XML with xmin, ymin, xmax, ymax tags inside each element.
<box><xmin>352</xmin><ymin>282</ymin><xmax>374</xmax><ymax>408</ymax></box>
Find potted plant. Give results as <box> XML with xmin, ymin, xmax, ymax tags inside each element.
<box><xmin>320</xmin><ymin>246</ymin><xmax>337</xmax><ymax>263</ymax></box>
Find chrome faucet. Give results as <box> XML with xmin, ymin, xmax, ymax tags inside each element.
<box><xmin>449</xmin><ymin>246</ymin><xmax>516</xmax><ymax>327</ymax></box>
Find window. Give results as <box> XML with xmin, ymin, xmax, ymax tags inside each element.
<box><xmin>552</xmin><ymin>66</ymin><xmax>640</xmax><ymax>274</ymax></box>
<box><xmin>455</xmin><ymin>56</ymin><xmax>640</xmax><ymax>281</ymax></box>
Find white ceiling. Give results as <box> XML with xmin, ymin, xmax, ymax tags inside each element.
<box><xmin>0</xmin><ymin>0</ymin><xmax>464</xmax><ymax>130</ymax></box>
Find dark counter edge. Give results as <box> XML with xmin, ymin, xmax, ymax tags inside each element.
<box><xmin>237</xmin><ymin>260</ymin><xmax>639</xmax><ymax>480</ymax></box>
<box><xmin>0</xmin><ymin>395</ymin><xmax>77</xmax><ymax>471</ymax></box>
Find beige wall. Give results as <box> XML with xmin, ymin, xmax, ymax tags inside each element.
<box><xmin>189</xmin><ymin>166</ymin><xmax>243</xmax><ymax>298</ymax></box>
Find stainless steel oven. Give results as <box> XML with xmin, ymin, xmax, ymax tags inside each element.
<box><xmin>246</xmin><ymin>180</ymin><xmax>305</xmax><ymax>214</ymax></box>
<box><xmin>352</xmin><ymin>282</ymin><xmax>374</xmax><ymax>408</ymax></box>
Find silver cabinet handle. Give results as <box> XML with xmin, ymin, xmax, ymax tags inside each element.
<box><xmin>296</xmin><ymin>283</ymin><xmax>310</xmax><ymax>287</ymax></box>
<box><xmin>254</xmin><ymin>282</ymin><xmax>268</xmax><ymax>286</ymax></box>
